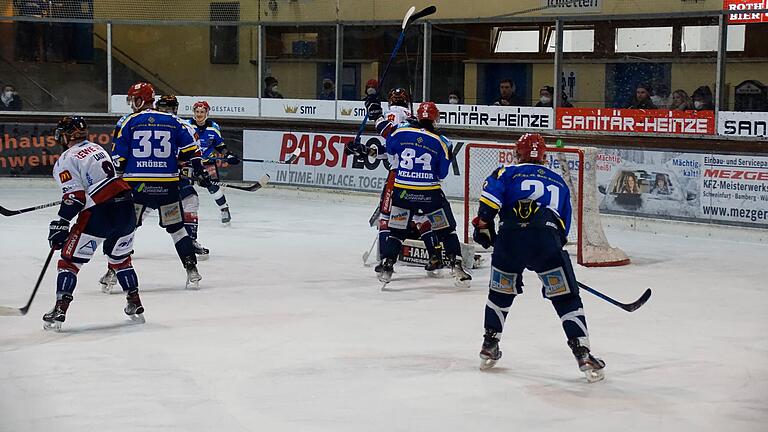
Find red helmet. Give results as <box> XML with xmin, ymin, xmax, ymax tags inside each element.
<box><xmin>388</xmin><ymin>88</ymin><xmax>410</xmax><ymax>107</ymax></box>
<box><xmin>193</xmin><ymin>101</ymin><xmax>210</xmax><ymax>112</ymax></box>
<box><xmin>516</xmin><ymin>133</ymin><xmax>547</xmax><ymax>164</ymax></box>
<box><xmin>365</xmin><ymin>79</ymin><xmax>378</xmax><ymax>89</ymax></box>
<box><xmin>416</xmin><ymin>101</ymin><xmax>439</xmax><ymax>123</ymax></box>
<box><xmin>127</xmin><ymin>82</ymin><xmax>155</xmax><ymax>112</ymax></box>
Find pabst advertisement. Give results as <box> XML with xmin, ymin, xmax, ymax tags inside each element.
<box><xmin>241</xmin><ymin>130</ymin><xmax>481</xmax><ymax>198</ymax></box>
<box><xmin>718</xmin><ymin>111</ymin><xmax>768</xmax><ymax>138</ymax></box>
<box><xmin>591</xmin><ymin>148</ymin><xmax>768</xmax><ymax>227</ymax></box>
<box><xmin>557</xmin><ymin>108</ymin><xmax>716</xmax><ymax>135</ymax></box>
<box><xmin>724</xmin><ymin>0</ymin><xmax>768</xmax><ymax>23</ymax></box>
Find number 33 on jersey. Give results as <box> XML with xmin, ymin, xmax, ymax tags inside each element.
<box><xmin>112</xmin><ymin>110</ymin><xmax>200</xmax><ymax>182</ymax></box>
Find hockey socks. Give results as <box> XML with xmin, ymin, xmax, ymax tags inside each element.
<box><xmin>552</xmin><ymin>295</ymin><xmax>588</xmax><ymax>340</ymax></box>
<box><xmin>484</xmin><ymin>291</ymin><xmax>516</xmax><ymax>333</ymax></box>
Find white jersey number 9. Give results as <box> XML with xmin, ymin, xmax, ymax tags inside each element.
<box><xmin>133</xmin><ymin>130</ymin><xmax>172</xmax><ymax>159</ymax></box>
<box><xmin>399</xmin><ymin>148</ymin><xmax>432</xmax><ymax>171</ymax></box>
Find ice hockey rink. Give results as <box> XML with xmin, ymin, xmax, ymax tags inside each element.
<box><xmin>0</xmin><ymin>178</ymin><xmax>766</xmax><ymax>432</ymax></box>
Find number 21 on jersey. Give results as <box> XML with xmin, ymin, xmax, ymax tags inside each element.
<box><xmin>521</xmin><ymin>179</ymin><xmax>560</xmax><ymax>209</ymax></box>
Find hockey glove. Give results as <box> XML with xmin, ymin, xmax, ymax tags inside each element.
<box><xmin>366</xmin><ymin>101</ymin><xmax>383</xmax><ymax>121</ymax></box>
<box><xmin>472</xmin><ymin>216</ymin><xmax>496</xmax><ymax>249</ymax></box>
<box><xmin>196</xmin><ymin>170</ymin><xmax>214</xmax><ymax>189</ymax></box>
<box><xmin>48</xmin><ymin>219</ymin><xmax>70</xmax><ymax>250</ymax></box>
<box><xmin>344</xmin><ymin>137</ymin><xmax>367</xmax><ymax>156</ymax></box>
<box><xmin>224</xmin><ymin>152</ymin><xmax>240</xmax><ymax>165</ymax></box>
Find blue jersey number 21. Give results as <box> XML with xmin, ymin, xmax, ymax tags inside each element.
<box><xmin>521</xmin><ymin>179</ymin><xmax>560</xmax><ymax>209</ymax></box>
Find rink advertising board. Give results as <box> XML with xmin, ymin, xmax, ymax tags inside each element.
<box><xmin>110</xmin><ymin>95</ymin><xmax>260</xmax><ymax>117</ymax></box>
<box><xmin>0</xmin><ymin>123</ymin><xmax>112</xmax><ymax>176</ymax></box>
<box><xmin>260</xmin><ymin>99</ymin><xmax>336</xmax><ymax>120</ymax></box>
<box><xmin>437</xmin><ymin>104</ymin><xmax>553</xmax><ymax>131</ymax></box>
<box><xmin>557</xmin><ymin>108</ymin><xmax>716</xmax><ymax>135</ymax></box>
<box><xmin>718</xmin><ymin>111</ymin><xmax>768</xmax><ymax>138</ymax></box>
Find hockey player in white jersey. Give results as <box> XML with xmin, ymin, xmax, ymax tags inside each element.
<box><xmin>43</xmin><ymin>116</ymin><xmax>143</xmax><ymax>330</ymax></box>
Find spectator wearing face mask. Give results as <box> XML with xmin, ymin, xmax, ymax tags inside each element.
<box><xmin>692</xmin><ymin>86</ymin><xmax>714</xmax><ymax>111</ymax></box>
<box><xmin>0</xmin><ymin>84</ymin><xmax>23</xmax><ymax>111</ymax></box>
<box><xmin>626</xmin><ymin>83</ymin><xmax>657</xmax><ymax>109</ymax></box>
<box><xmin>263</xmin><ymin>76</ymin><xmax>283</xmax><ymax>99</ymax></box>
<box><xmin>669</xmin><ymin>89</ymin><xmax>692</xmax><ymax>111</ymax></box>
<box><xmin>319</xmin><ymin>78</ymin><xmax>335</xmax><ymax>100</ymax></box>
<box><xmin>363</xmin><ymin>79</ymin><xmax>379</xmax><ymax>100</ymax></box>
<box><xmin>651</xmin><ymin>84</ymin><xmax>670</xmax><ymax>109</ymax></box>
<box><xmin>448</xmin><ymin>89</ymin><xmax>461</xmax><ymax>104</ymax></box>
<box><xmin>535</xmin><ymin>86</ymin><xmax>573</xmax><ymax>108</ymax></box>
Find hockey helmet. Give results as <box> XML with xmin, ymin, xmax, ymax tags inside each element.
<box><xmin>55</xmin><ymin>116</ymin><xmax>88</xmax><ymax>147</ymax></box>
<box><xmin>127</xmin><ymin>82</ymin><xmax>155</xmax><ymax>112</ymax></box>
<box><xmin>516</xmin><ymin>133</ymin><xmax>547</xmax><ymax>164</ymax></box>
<box><xmin>156</xmin><ymin>95</ymin><xmax>179</xmax><ymax>114</ymax></box>
<box><xmin>388</xmin><ymin>87</ymin><xmax>410</xmax><ymax>107</ymax></box>
<box><xmin>416</xmin><ymin>101</ymin><xmax>439</xmax><ymax>123</ymax></box>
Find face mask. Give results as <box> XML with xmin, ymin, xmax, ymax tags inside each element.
<box><xmin>3</xmin><ymin>91</ymin><xmax>12</xmax><ymax>99</ymax></box>
<box><xmin>366</xmin><ymin>87</ymin><xmax>376</xmax><ymax>96</ymax></box>
<box><xmin>539</xmin><ymin>96</ymin><xmax>552</xmax><ymax>105</ymax></box>
<box><xmin>448</xmin><ymin>97</ymin><xmax>459</xmax><ymax>104</ymax></box>
<box><xmin>651</xmin><ymin>96</ymin><xmax>663</xmax><ymax>106</ymax></box>
<box><xmin>271</xmin><ymin>86</ymin><xmax>279</xmax><ymax>93</ymax></box>
<box><xmin>693</xmin><ymin>101</ymin><xmax>704</xmax><ymax>110</ymax></box>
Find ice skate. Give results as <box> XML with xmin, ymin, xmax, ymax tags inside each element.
<box><xmin>568</xmin><ymin>337</ymin><xmax>606</xmax><ymax>383</ymax></box>
<box><xmin>193</xmin><ymin>240</ymin><xmax>210</xmax><ymax>261</ymax></box>
<box><xmin>449</xmin><ymin>256</ymin><xmax>472</xmax><ymax>288</ymax></box>
<box><xmin>378</xmin><ymin>258</ymin><xmax>395</xmax><ymax>288</ymax></box>
<box><xmin>42</xmin><ymin>294</ymin><xmax>73</xmax><ymax>331</ymax></box>
<box><xmin>99</xmin><ymin>268</ymin><xmax>117</xmax><ymax>294</ymax></box>
<box><xmin>479</xmin><ymin>329</ymin><xmax>502</xmax><ymax>370</ymax></box>
<box><xmin>182</xmin><ymin>256</ymin><xmax>202</xmax><ymax>290</ymax></box>
<box><xmin>424</xmin><ymin>254</ymin><xmax>444</xmax><ymax>277</ymax></box>
<box><xmin>220</xmin><ymin>206</ymin><xmax>231</xmax><ymax>224</ymax></box>
<box><xmin>124</xmin><ymin>289</ymin><xmax>145</xmax><ymax>323</ymax></box>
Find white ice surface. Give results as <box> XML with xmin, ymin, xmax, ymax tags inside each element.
<box><xmin>1</xmin><ymin>178</ymin><xmax>767</xmax><ymax>432</ymax></box>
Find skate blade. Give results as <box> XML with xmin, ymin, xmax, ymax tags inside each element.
<box><xmin>42</xmin><ymin>321</ymin><xmax>63</xmax><ymax>332</ymax></box>
<box><xmin>584</xmin><ymin>368</ymin><xmax>605</xmax><ymax>383</ymax></box>
<box><xmin>128</xmin><ymin>313</ymin><xmax>146</xmax><ymax>324</ymax></box>
<box><xmin>454</xmin><ymin>277</ymin><xmax>471</xmax><ymax>289</ymax></box>
<box><xmin>479</xmin><ymin>358</ymin><xmax>497</xmax><ymax>370</ymax></box>
<box><xmin>186</xmin><ymin>281</ymin><xmax>200</xmax><ymax>290</ymax></box>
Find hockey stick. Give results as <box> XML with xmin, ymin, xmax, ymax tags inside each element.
<box><xmin>0</xmin><ymin>200</ymin><xmax>61</xmax><ymax>217</ymax></box>
<box><xmin>211</xmin><ymin>174</ymin><xmax>270</xmax><ymax>192</ymax></box>
<box><xmin>0</xmin><ymin>248</ymin><xmax>55</xmax><ymax>316</ymax></box>
<box><xmin>362</xmin><ymin>234</ymin><xmax>378</xmax><ymax>266</ymax></box>
<box><xmin>578</xmin><ymin>282</ymin><xmax>652</xmax><ymax>313</ymax></box>
<box><xmin>215</xmin><ymin>146</ymin><xmax>302</xmax><ymax>165</ymax></box>
<box><xmin>350</xmin><ymin>5</ymin><xmax>437</xmax><ymax>147</ymax></box>
<box><xmin>368</xmin><ymin>206</ymin><xmax>381</xmax><ymax>227</ymax></box>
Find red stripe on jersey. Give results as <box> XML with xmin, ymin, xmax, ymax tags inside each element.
<box><xmin>91</xmin><ymin>178</ymin><xmax>132</xmax><ymax>204</ymax></box>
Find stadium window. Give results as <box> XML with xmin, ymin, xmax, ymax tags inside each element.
<box><xmin>615</xmin><ymin>27</ymin><xmax>673</xmax><ymax>53</ymax></box>
<box><xmin>210</xmin><ymin>2</ymin><xmax>240</xmax><ymax>64</ymax></box>
<box><xmin>546</xmin><ymin>29</ymin><xmax>595</xmax><ymax>53</ymax></box>
<box><xmin>493</xmin><ymin>29</ymin><xmax>540</xmax><ymax>53</ymax></box>
<box><xmin>681</xmin><ymin>25</ymin><xmax>746</xmax><ymax>52</ymax></box>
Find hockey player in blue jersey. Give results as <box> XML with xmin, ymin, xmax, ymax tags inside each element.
<box><xmin>377</xmin><ymin>101</ymin><xmax>471</xmax><ymax>287</ymax></box>
<box><xmin>112</xmin><ymin>82</ymin><xmax>212</xmax><ymax>289</ymax></box>
<box><xmin>189</xmin><ymin>100</ymin><xmax>240</xmax><ymax>224</ymax></box>
<box><xmin>471</xmin><ymin>133</ymin><xmax>605</xmax><ymax>382</ymax></box>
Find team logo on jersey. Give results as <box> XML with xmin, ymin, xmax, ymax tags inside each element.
<box><xmin>59</xmin><ymin>170</ymin><xmax>72</xmax><ymax>182</ymax></box>
<box><xmin>148</xmin><ymin>117</ymin><xmax>155</xmax><ymax>124</ymax></box>
<box><xmin>490</xmin><ymin>267</ymin><xmax>519</xmax><ymax>294</ymax></box>
<box><xmin>539</xmin><ymin>267</ymin><xmax>571</xmax><ymax>298</ymax></box>
<box><xmin>417</xmin><ymin>137</ymin><xmax>423</xmax><ymax>143</ymax></box>
<box><xmin>538</xmin><ymin>169</ymin><xmax>545</xmax><ymax>175</ymax></box>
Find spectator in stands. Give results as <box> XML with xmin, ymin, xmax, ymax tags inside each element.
<box><xmin>650</xmin><ymin>174</ymin><xmax>670</xmax><ymax>195</ymax></box>
<box><xmin>448</xmin><ymin>89</ymin><xmax>461</xmax><ymax>104</ymax></box>
<box><xmin>492</xmin><ymin>78</ymin><xmax>525</xmax><ymax>106</ymax></box>
<box><xmin>535</xmin><ymin>85</ymin><xmax>573</xmax><ymax>108</ymax></box>
<box><xmin>651</xmin><ymin>84</ymin><xmax>670</xmax><ymax>109</ymax></box>
<box><xmin>364</xmin><ymin>79</ymin><xmax>378</xmax><ymax>98</ymax></box>
<box><xmin>669</xmin><ymin>89</ymin><xmax>692</xmax><ymax>111</ymax></box>
<box><xmin>318</xmin><ymin>78</ymin><xmax>335</xmax><ymax>100</ymax></box>
<box><xmin>626</xmin><ymin>83</ymin><xmax>656</xmax><ymax>109</ymax></box>
<box><xmin>0</xmin><ymin>84</ymin><xmax>23</xmax><ymax>111</ymax></box>
<box><xmin>263</xmin><ymin>76</ymin><xmax>283</xmax><ymax>99</ymax></box>
<box><xmin>618</xmin><ymin>173</ymin><xmax>641</xmax><ymax>194</ymax></box>
<box><xmin>692</xmin><ymin>85</ymin><xmax>714</xmax><ymax>110</ymax></box>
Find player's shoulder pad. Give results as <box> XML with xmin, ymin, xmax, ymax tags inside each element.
<box><xmin>210</xmin><ymin>120</ymin><xmax>221</xmax><ymax>130</ymax></box>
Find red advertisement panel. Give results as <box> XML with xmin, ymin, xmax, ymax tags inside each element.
<box><xmin>724</xmin><ymin>0</ymin><xmax>768</xmax><ymax>23</ymax></box>
<box><xmin>556</xmin><ymin>108</ymin><xmax>716</xmax><ymax>135</ymax></box>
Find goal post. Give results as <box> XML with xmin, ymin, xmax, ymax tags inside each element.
<box><xmin>462</xmin><ymin>143</ymin><xmax>630</xmax><ymax>267</ymax></box>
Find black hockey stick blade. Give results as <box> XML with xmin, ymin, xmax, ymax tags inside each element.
<box><xmin>0</xmin><ymin>200</ymin><xmax>61</xmax><ymax>217</ymax></box>
<box><xmin>578</xmin><ymin>282</ymin><xmax>652</xmax><ymax>313</ymax></box>
<box><xmin>0</xmin><ymin>248</ymin><xmax>55</xmax><ymax>316</ymax></box>
<box><xmin>405</xmin><ymin>5</ymin><xmax>437</xmax><ymax>27</ymax></box>
<box><xmin>219</xmin><ymin>174</ymin><xmax>270</xmax><ymax>192</ymax></box>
